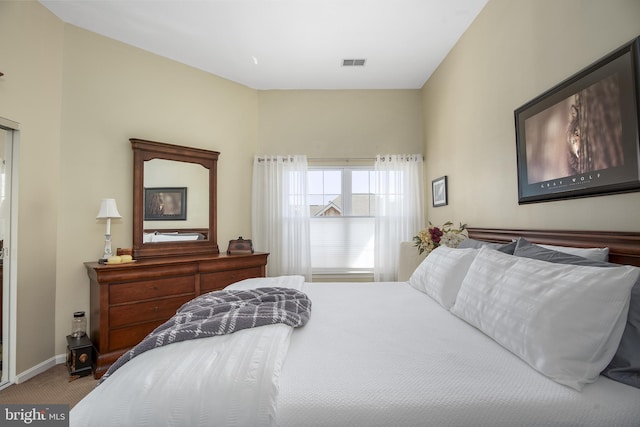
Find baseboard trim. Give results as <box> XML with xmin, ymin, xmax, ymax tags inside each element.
<box><xmin>15</xmin><ymin>354</ymin><xmax>66</xmax><ymax>384</ymax></box>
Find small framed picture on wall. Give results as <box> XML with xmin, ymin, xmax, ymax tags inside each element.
<box><xmin>432</xmin><ymin>176</ymin><xmax>448</xmax><ymax>207</ymax></box>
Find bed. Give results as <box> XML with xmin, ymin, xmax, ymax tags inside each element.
<box><xmin>70</xmin><ymin>228</ymin><xmax>640</xmax><ymax>427</ymax></box>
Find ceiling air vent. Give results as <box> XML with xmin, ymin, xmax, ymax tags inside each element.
<box><xmin>342</xmin><ymin>59</ymin><xmax>366</xmax><ymax>67</ymax></box>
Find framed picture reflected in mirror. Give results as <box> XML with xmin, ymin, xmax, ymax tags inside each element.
<box><xmin>144</xmin><ymin>187</ymin><xmax>187</xmax><ymax>220</ymax></box>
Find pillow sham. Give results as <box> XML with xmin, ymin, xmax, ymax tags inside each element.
<box><xmin>537</xmin><ymin>243</ymin><xmax>609</xmax><ymax>262</ymax></box>
<box><xmin>606</xmin><ymin>282</ymin><xmax>640</xmax><ymax>388</ymax></box>
<box><xmin>408</xmin><ymin>246</ymin><xmax>478</xmax><ymax>309</ymax></box>
<box><xmin>514</xmin><ymin>237</ymin><xmax>610</xmax><ymax>266</ymax></box>
<box><xmin>457</xmin><ymin>238</ymin><xmax>517</xmax><ymax>254</ymax></box>
<box><xmin>450</xmin><ymin>247</ymin><xmax>639</xmax><ymax>391</ymax></box>
<box><xmin>514</xmin><ymin>238</ymin><xmax>640</xmax><ymax>389</ymax></box>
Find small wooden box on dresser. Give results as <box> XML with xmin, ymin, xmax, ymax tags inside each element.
<box><xmin>85</xmin><ymin>252</ymin><xmax>268</xmax><ymax>379</ymax></box>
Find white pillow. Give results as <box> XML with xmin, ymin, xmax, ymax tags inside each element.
<box><xmin>408</xmin><ymin>246</ymin><xmax>478</xmax><ymax>309</ymax></box>
<box><xmin>450</xmin><ymin>247</ymin><xmax>639</xmax><ymax>391</ymax></box>
<box><xmin>538</xmin><ymin>244</ymin><xmax>609</xmax><ymax>262</ymax></box>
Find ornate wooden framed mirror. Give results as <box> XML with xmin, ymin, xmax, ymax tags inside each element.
<box><xmin>131</xmin><ymin>138</ymin><xmax>219</xmax><ymax>259</ymax></box>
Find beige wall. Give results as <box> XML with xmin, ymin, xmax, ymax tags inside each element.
<box><xmin>55</xmin><ymin>25</ymin><xmax>258</xmax><ymax>356</ymax></box>
<box><xmin>422</xmin><ymin>0</ymin><xmax>640</xmax><ymax>231</ymax></box>
<box><xmin>258</xmin><ymin>90</ymin><xmax>423</xmax><ymax>157</ymax></box>
<box><xmin>0</xmin><ymin>1</ymin><xmax>64</xmax><ymax>374</ymax></box>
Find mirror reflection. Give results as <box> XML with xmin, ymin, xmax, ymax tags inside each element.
<box><xmin>131</xmin><ymin>138</ymin><xmax>219</xmax><ymax>259</ymax></box>
<box><xmin>143</xmin><ymin>159</ymin><xmax>209</xmax><ymax>242</ymax></box>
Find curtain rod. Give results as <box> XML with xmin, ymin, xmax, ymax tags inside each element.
<box><xmin>310</xmin><ymin>155</ymin><xmax>423</xmax><ymax>161</ymax></box>
<box><xmin>308</xmin><ymin>157</ymin><xmax>376</xmax><ymax>162</ymax></box>
<box><xmin>257</xmin><ymin>156</ymin><xmax>375</xmax><ymax>163</ymax></box>
<box><xmin>257</xmin><ymin>155</ymin><xmax>422</xmax><ymax>162</ymax></box>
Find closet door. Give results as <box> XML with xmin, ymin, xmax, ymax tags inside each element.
<box><xmin>0</xmin><ymin>122</ymin><xmax>15</xmax><ymax>387</ymax></box>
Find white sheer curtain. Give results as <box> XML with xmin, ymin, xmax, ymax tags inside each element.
<box><xmin>252</xmin><ymin>155</ymin><xmax>312</xmax><ymax>280</ymax></box>
<box><xmin>374</xmin><ymin>154</ymin><xmax>424</xmax><ymax>282</ymax></box>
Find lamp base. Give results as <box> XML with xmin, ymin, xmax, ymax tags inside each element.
<box><xmin>102</xmin><ymin>234</ymin><xmax>113</xmax><ymax>261</ymax></box>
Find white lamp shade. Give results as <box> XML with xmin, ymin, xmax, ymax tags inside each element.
<box><xmin>96</xmin><ymin>198</ymin><xmax>122</xmax><ymax>219</ymax></box>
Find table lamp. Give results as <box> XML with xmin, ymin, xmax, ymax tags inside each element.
<box><xmin>96</xmin><ymin>198</ymin><xmax>122</xmax><ymax>261</ymax></box>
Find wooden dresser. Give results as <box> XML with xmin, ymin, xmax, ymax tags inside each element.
<box><xmin>85</xmin><ymin>252</ymin><xmax>268</xmax><ymax>378</ymax></box>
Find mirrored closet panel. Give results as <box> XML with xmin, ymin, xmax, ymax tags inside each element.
<box><xmin>0</xmin><ymin>122</ymin><xmax>15</xmax><ymax>387</ymax></box>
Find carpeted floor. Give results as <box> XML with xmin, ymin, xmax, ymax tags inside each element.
<box><xmin>0</xmin><ymin>364</ymin><xmax>96</xmax><ymax>408</ymax></box>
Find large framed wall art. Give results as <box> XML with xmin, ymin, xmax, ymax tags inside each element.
<box><xmin>514</xmin><ymin>36</ymin><xmax>640</xmax><ymax>204</ymax></box>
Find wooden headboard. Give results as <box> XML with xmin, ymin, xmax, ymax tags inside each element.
<box><xmin>467</xmin><ymin>228</ymin><xmax>640</xmax><ymax>268</ymax></box>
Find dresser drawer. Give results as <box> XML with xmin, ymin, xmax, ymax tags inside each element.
<box><xmin>201</xmin><ymin>267</ymin><xmax>263</xmax><ymax>292</ymax></box>
<box><xmin>109</xmin><ymin>276</ymin><xmax>195</xmax><ymax>304</ymax></box>
<box><xmin>109</xmin><ymin>321</ymin><xmax>164</xmax><ymax>350</ymax></box>
<box><xmin>109</xmin><ymin>294</ymin><xmax>193</xmax><ymax>328</ymax></box>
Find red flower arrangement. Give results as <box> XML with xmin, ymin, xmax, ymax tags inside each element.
<box><xmin>413</xmin><ymin>221</ymin><xmax>467</xmax><ymax>255</ymax></box>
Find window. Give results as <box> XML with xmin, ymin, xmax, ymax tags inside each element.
<box><xmin>308</xmin><ymin>167</ymin><xmax>376</xmax><ymax>277</ymax></box>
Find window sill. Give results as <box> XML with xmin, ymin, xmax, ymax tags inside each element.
<box><xmin>311</xmin><ymin>271</ymin><xmax>374</xmax><ymax>282</ymax></box>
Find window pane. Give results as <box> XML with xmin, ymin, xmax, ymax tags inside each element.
<box><xmin>309</xmin><ymin>194</ymin><xmax>324</xmax><ymax>206</ymax></box>
<box><xmin>309</xmin><ymin>169</ymin><xmax>343</xmax><ymax>216</ymax></box>
<box><xmin>308</xmin><ymin>170</ymin><xmax>324</xmax><ymax>194</ymax></box>
<box><xmin>351</xmin><ymin>170</ymin><xmax>375</xmax><ymax>216</ymax></box>
<box><xmin>323</xmin><ymin>170</ymin><xmax>341</xmax><ymax>194</ymax></box>
<box><xmin>351</xmin><ymin>194</ymin><xmax>371</xmax><ymax>216</ymax></box>
<box><xmin>309</xmin><ymin>170</ymin><xmax>327</xmax><ymax>216</ymax></box>
<box><xmin>352</xmin><ymin>170</ymin><xmax>370</xmax><ymax>193</ymax></box>
<box><xmin>369</xmin><ymin>171</ymin><xmax>378</xmax><ymax>193</ymax></box>
<box><xmin>320</xmin><ymin>194</ymin><xmax>341</xmax><ymax>216</ymax></box>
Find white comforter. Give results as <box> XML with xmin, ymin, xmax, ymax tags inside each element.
<box><xmin>71</xmin><ymin>276</ymin><xmax>303</xmax><ymax>427</ymax></box>
<box><xmin>71</xmin><ymin>279</ymin><xmax>640</xmax><ymax>427</ymax></box>
<box><xmin>277</xmin><ymin>282</ymin><xmax>640</xmax><ymax>427</ymax></box>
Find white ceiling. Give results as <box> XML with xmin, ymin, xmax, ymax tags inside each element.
<box><xmin>40</xmin><ymin>0</ymin><xmax>488</xmax><ymax>90</ymax></box>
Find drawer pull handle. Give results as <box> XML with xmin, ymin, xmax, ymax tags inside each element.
<box><xmin>153</xmin><ymin>306</ymin><xmax>159</xmax><ymax>312</ymax></box>
<box><xmin>152</xmin><ymin>285</ymin><xmax>158</xmax><ymax>290</ymax></box>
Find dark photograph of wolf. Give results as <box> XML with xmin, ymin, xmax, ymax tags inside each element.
<box><xmin>523</xmin><ymin>73</ymin><xmax>623</xmax><ymax>184</ymax></box>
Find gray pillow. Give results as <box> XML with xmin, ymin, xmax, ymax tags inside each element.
<box><xmin>514</xmin><ymin>237</ymin><xmax>640</xmax><ymax>389</ymax></box>
<box><xmin>458</xmin><ymin>238</ymin><xmax>517</xmax><ymax>254</ymax></box>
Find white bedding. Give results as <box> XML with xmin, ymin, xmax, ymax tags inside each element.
<box><xmin>277</xmin><ymin>282</ymin><xmax>640</xmax><ymax>427</ymax></box>
<box><xmin>71</xmin><ymin>276</ymin><xmax>303</xmax><ymax>427</ymax></box>
<box><xmin>71</xmin><ymin>280</ymin><xmax>640</xmax><ymax>427</ymax></box>
<box><xmin>71</xmin><ymin>324</ymin><xmax>291</xmax><ymax>427</ymax></box>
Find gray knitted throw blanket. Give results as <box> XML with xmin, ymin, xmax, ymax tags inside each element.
<box><xmin>99</xmin><ymin>286</ymin><xmax>312</xmax><ymax>384</ymax></box>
